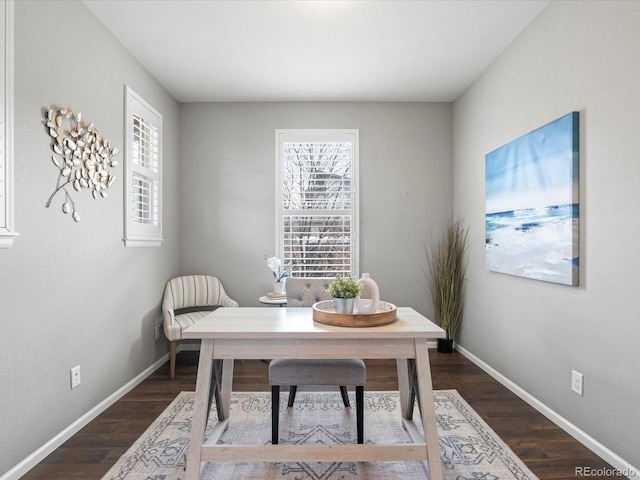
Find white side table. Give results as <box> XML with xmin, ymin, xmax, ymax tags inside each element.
<box><xmin>259</xmin><ymin>295</ymin><xmax>287</xmax><ymax>306</ymax></box>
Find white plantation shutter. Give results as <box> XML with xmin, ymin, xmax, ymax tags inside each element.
<box><xmin>276</xmin><ymin>130</ymin><xmax>359</xmax><ymax>278</ymax></box>
<box><xmin>124</xmin><ymin>86</ymin><xmax>163</xmax><ymax>247</ymax></box>
<box><xmin>0</xmin><ymin>0</ymin><xmax>16</xmax><ymax>248</ymax></box>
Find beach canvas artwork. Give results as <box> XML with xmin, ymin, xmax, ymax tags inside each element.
<box><xmin>485</xmin><ymin>112</ymin><xmax>579</xmax><ymax>286</ymax></box>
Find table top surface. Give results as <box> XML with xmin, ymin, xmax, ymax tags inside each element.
<box><xmin>183</xmin><ymin>306</ymin><xmax>445</xmax><ymax>340</ymax></box>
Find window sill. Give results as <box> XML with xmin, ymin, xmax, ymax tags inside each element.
<box><xmin>123</xmin><ymin>237</ymin><xmax>163</xmax><ymax>248</ymax></box>
<box><xmin>0</xmin><ymin>231</ymin><xmax>19</xmax><ymax>249</ymax></box>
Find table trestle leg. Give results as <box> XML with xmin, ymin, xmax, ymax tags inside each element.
<box><xmin>185</xmin><ymin>339</ymin><xmax>215</xmax><ymax>480</ymax></box>
<box><xmin>413</xmin><ymin>338</ymin><xmax>443</xmax><ymax>480</ymax></box>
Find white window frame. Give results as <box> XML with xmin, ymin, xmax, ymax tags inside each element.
<box><xmin>123</xmin><ymin>86</ymin><xmax>163</xmax><ymax>247</ymax></box>
<box><xmin>0</xmin><ymin>0</ymin><xmax>17</xmax><ymax>248</ymax></box>
<box><xmin>275</xmin><ymin>129</ymin><xmax>359</xmax><ymax>278</ymax></box>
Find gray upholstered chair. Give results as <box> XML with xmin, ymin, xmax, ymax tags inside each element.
<box><xmin>161</xmin><ymin>275</ymin><xmax>238</xmax><ymax>378</ymax></box>
<box><xmin>269</xmin><ymin>277</ymin><xmax>365</xmax><ymax>444</ymax></box>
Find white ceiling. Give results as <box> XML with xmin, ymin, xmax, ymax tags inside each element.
<box><xmin>82</xmin><ymin>0</ymin><xmax>549</xmax><ymax>103</ymax></box>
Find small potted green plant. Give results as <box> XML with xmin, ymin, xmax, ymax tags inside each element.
<box><xmin>328</xmin><ymin>277</ymin><xmax>363</xmax><ymax>314</ymax></box>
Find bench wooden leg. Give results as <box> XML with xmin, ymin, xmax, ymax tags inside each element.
<box><xmin>287</xmin><ymin>385</ymin><xmax>297</xmax><ymax>407</ymax></box>
<box><xmin>356</xmin><ymin>385</ymin><xmax>364</xmax><ymax>444</ymax></box>
<box><xmin>339</xmin><ymin>386</ymin><xmax>351</xmax><ymax>407</ymax></box>
<box><xmin>271</xmin><ymin>385</ymin><xmax>280</xmax><ymax>444</ymax></box>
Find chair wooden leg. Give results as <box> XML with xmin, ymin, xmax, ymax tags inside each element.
<box><xmin>271</xmin><ymin>385</ymin><xmax>280</xmax><ymax>444</ymax></box>
<box><xmin>356</xmin><ymin>385</ymin><xmax>364</xmax><ymax>444</ymax></box>
<box><xmin>407</xmin><ymin>358</ymin><xmax>421</xmax><ymax>418</ymax></box>
<box><xmin>169</xmin><ymin>341</ymin><xmax>177</xmax><ymax>379</ymax></box>
<box><xmin>339</xmin><ymin>386</ymin><xmax>351</xmax><ymax>407</ymax></box>
<box><xmin>287</xmin><ymin>385</ymin><xmax>298</xmax><ymax>407</ymax></box>
<box><xmin>208</xmin><ymin>359</ymin><xmax>223</xmax><ymax>421</ymax></box>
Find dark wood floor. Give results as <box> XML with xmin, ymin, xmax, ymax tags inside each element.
<box><xmin>21</xmin><ymin>350</ymin><xmax>619</xmax><ymax>479</ymax></box>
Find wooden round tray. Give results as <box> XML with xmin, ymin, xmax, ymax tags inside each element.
<box><xmin>312</xmin><ymin>300</ymin><xmax>397</xmax><ymax>327</ymax></box>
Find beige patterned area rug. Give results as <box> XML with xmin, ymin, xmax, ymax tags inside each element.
<box><xmin>102</xmin><ymin>390</ymin><xmax>538</xmax><ymax>480</ymax></box>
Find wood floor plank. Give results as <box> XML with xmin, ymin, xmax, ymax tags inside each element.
<box><xmin>19</xmin><ymin>350</ymin><xmax>620</xmax><ymax>480</ymax></box>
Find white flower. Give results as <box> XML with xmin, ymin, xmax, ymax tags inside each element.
<box><xmin>266</xmin><ymin>256</ymin><xmax>280</xmax><ymax>272</ymax></box>
<box><xmin>265</xmin><ymin>255</ymin><xmax>290</xmax><ymax>282</ymax></box>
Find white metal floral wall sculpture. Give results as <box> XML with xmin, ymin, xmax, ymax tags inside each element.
<box><xmin>44</xmin><ymin>107</ymin><xmax>119</xmax><ymax>222</ymax></box>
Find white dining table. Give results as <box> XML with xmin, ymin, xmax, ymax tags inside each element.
<box><xmin>182</xmin><ymin>306</ymin><xmax>446</xmax><ymax>480</ymax></box>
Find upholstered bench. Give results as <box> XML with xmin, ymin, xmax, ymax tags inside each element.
<box><xmin>269</xmin><ymin>277</ymin><xmax>366</xmax><ymax>445</ymax></box>
<box><xmin>269</xmin><ymin>358</ymin><xmax>365</xmax><ymax>444</ymax></box>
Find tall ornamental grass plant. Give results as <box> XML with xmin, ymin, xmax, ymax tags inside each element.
<box><xmin>427</xmin><ymin>220</ymin><xmax>470</xmax><ymax>340</ymax></box>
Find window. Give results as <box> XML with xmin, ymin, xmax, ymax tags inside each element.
<box><xmin>276</xmin><ymin>129</ymin><xmax>359</xmax><ymax>277</ymax></box>
<box><xmin>0</xmin><ymin>0</ymin><xmax>16</xmax><ymax>248</ymax></box>
<box><xmin>123</xmin><ymin>86</ymin><xmax>163</xmax><ymax>247</ymax></box>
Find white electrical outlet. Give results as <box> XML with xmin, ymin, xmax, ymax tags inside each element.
<box><xmin>155</xmin><ymin>324</ymin><xmax>161</xmax><ymax>340</ymax></box>
<box><xmin>571</xmin><ymin>370</ymin><xmax>583</xmax><ymax>396</ymax></box>
<box><xmin>70</xmin><ymin>365</ymin><xmax>81</xmax><ymax>389</ymax></box>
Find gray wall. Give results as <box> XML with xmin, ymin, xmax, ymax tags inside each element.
<box><xmin>178</xmin><ymin>102</ymin><xmax>453</xmax><ymax>312</ymax></box>
<box><xmin>454</xmin><ymin>0</ymin><xmax>640</xmax><ymax>468</ymax></box>
<box><xmin>0</xmin><ymin>1</ymin><xmax>180</xmax><ymax>475</ymax></box>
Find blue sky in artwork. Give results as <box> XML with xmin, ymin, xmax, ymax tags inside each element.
<box><xmin>486</xmin><ymin>113</ymin><xmax>578</xmax><ymax>213</ymax></box>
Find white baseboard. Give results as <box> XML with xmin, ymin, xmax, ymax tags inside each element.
<box><xmin>454</xmin><ymin>344</ymin><xmax>639</xmax><ymax>478</ymax></box>
<box><xmin>1</xmin><ymin>353</ymin><xmax>169</xmax><ymax>480</ymax></box>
